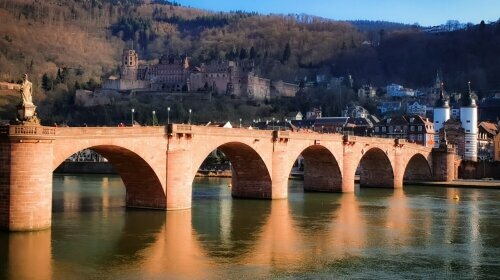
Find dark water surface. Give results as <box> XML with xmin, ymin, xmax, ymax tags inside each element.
<box><xmin>1</xmin><ymin>174</ymin><xmax>500</xmax><ymax>279</ymax></box>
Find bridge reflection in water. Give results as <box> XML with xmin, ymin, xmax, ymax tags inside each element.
<box><xmin>1</xmin><ymin>175</ymin><xmax>499</xmax><ymax>279</ymax></box>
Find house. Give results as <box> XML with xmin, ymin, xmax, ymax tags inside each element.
<box><xmin>407</xmin><ymin>115</ymin><xmax>435</xmax><ymax>147</ymax></box>
<box><xmin>205</xmin><ymin>121</ymin><xmax>232</xmax><ymax>128</ymax></box>
<box><xmin>373</xmin><ymin>116</ymin><xmax>408</xmax><ymax>139</ymax></box>
<box><xmin>477</xmin><ymin>122</ymin><xmax>498</xmax><ymax>160</ymax></box>
<box><xmin>287</xmin><ymin>112</ymin><xmax>303</xmax><ymax>121</ymax></box>
<box><xmin>357</xmin><ymin>85</ymin><xmax>376</xmax><ymax>100</ymax></box>
<box><xmin>407</xmin><ymin>101</ymin><xmax>427</xmax><ymax>117</ymax></box>
<box><xmin>377</xmin><ymin>101</ymin><xmax>402</xmax><ymax>114</ymax></box>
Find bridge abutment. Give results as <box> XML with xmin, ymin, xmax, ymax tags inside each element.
<box><xmin>0</xmin><ymin>126</ymin><xmax>55</xmax><ymax>231</ymax></box>
<box><xmin>432</xmin><ymin>145</ymin><xmax>458</xmax><ymax>181</ymax></box>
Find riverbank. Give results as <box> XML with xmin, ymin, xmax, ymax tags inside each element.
<box><xmin>407</xmin><ymin>179</ymin><xmax>500</xmax><ymax>189</ymax></box>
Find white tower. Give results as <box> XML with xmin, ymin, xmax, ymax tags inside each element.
<box><xmin>460</xmin><ymin>81</ymin><xmax>478</xmax><ymax>161</ymax></box>
<box><xmin>433</xmin><ymin>84</ymin><xmax>450</xmax><ymax>147</ymax></box>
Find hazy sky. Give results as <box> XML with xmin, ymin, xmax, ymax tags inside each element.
<box><xmin>175</xmin><ymin>0</ymin><xmax>499</xmax><ymax>26</ymax></box>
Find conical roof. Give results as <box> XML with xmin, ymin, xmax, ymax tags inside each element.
<box><xmin>435</xmin><ymin>83</ymin><xmax>449</xmax><ymax>108</ymax></box>
<box><xmin>461</xmin><ymin>82</ymin><xmax>477</xmax><ymax>107</ymax></box>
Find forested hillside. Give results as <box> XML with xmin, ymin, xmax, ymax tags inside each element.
<box><xmin>1</xmin><ymin>0</ymin><xmax>499</xmax><ymax>124</ymax></box>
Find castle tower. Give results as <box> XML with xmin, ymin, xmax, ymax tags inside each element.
<box><xmin>434</xmin><ymin>83</ymin><xmax>450</xmax><ymax>147</ymax></box>
<box><xmin>121</xmin><ymin>49</ymin><xmax>139</xmax><ymax>80</ymax></box>
<box><xmin>460</xmin><ymin>81</ymin><xmax>478</xmax><ymax>161</ymax></box>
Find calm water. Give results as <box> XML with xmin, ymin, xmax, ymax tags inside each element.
<box><xmin>1</xmin><ymin>175</ymin><xmax>500</xmax><ymax>279</ymax></box>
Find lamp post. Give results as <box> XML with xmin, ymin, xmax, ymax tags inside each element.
<box><xmin>152</xmin><ymin>110</ymin><xmax>156</xmax><ymax>126</ymax></box>
<box><xmin>189</xmin><ymin>108</ymin><xmax>192</xmax><ymax>125</ymax></box>
<box><xmin>167</xmin><ymin>107</ymin><xmax>170</xmax><ymax>124</ymax></box>
<box><xmin>272</xmin><ymin>117</ymin><xmax>275</xmax><ymax>130</ymax></box>
<box><xmin>131</xmin><ymin>108</ymin><xmax>135</xmax><ymax>126</ymax></box>
<box><xmin>239</xmin><ymin>118</ymin><xmax>242</xmax><ymax>128</ymax></box>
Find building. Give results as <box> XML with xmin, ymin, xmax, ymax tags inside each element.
<box><xmin>377</xmin><ymin>101</ymin><xmax>402</xmax><ymax>115</ymax></box>
<box><xmin>306</xmin><ymin>107</ymin><xmax>322</xmax><ymax>119</ymax></box>
<box><xmin>477</xmin><ymin>122</ymin><xmax>498</xmax><ymax>160</ymax></box>
<box><xmin>494</xmin><ymin>133</ymin><xmax>500</xmax><ymax>161</ymax></box>
<box><xmin>386</xmin><ymin>83</ymin><xmax>415</xmax><ymax>97</ymax></box>
<box><xmin>343</xmin><ymin>105</ymin><xmax>370</xmax><ymax>118</ymax></box>
<box><xmin>460</xmin><ymin>83</ymin><xmax>478</xmax><ymax>161</ymax></box>
<box><xmin>357</xmin><ymin>85</ymin><xmax>376</xmax><ymax>100</ymax></box>
<box><xmin>433</xmin><ymin>88</ymin><xmax>450</xmax><ymax>147</ymax></box>
<box><xmin>407</xmin><ymin>115</ymin><xmax>434</xmax><ymax>147</ymax></box>
<box><xmin>102</xmin><ymin>49</ymin><xmax>299</xmax><ymax>102</ymax></box>
<box><xmin>407</xmin><ymin>101</ymin><xmax>427</xmax><ymax>117</ymax></box>
<box><xmin>287</xmin><ymin>112</ymin><xmax>303</xmax><ymax>121</ymax></box>
<box><xmin>439</xmin><ymin>118</ymin><xmax>465</xmax><ymax>158</ymax></box>
<box><xmin>373</xmin><ymin>115</ymin><xmax>434</xmax><ymax>147</ymax></box>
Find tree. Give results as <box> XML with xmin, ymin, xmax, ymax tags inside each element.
<box><xmin>239</xmin><ymin>47</ymin><xmax>247</xmax><ymax>60</ymax></box>
<box><xmin>249</xmin><ymin>46</ymin><xmax>257</xmax><ymax>59</ymax></box>
<box><xmin>281</xmin><ymin>42</ymin><xmax>291</xmax><ymax>64</ymax></box>
<box><xmin>42</xmin><ymin>73</ymin><xmax>52</xmax><ymax>91</ymax></box>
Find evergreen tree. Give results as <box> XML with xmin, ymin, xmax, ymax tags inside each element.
<box><xmin>42</xmin><ymin>73</ymin><xmax>52</xmax><ymax>91</ymax></box>
<box><xmin>281</xmin><ymin>42</ymin><xmax>291</xmax><ymax>64</ymax></box>
<box><xmin>249</xmin><ymin>46</ymin><xmax>257</xmax><ymax>59</ymax></box>
<box><xmin>239</xmin><ymin>48</ymin><xmax>247</xmax><ymax>60</ymax></box>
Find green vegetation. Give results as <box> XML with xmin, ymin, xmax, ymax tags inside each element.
<box><xmin>1</xmin><ymin>0</ymin><xmax>499</xmax><ymax>124</ymax></box>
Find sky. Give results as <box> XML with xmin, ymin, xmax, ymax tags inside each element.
<box><xmin>175</xmin><ymin>0</ymin><xmax>500</xmax><ymax>26</ymax></box>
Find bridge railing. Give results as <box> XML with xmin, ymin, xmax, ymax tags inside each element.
<box><xmin>0</xmin><ymin>125</ymin><xmax>56</xmax><ymax>137</ymax></box>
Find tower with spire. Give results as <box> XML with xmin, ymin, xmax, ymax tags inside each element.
<box><xmin>433</xmin><ymin>83</ymin><xmax>450</xmax><ymax>147</ymax></box>
<box><xmin>460</xmin><ymin>81</ymin><xmax>478</xmax><ymax>161</ymax></box>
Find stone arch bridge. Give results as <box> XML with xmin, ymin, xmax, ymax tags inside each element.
<box><xmin>0</xmin><ymin>124</ymin><xmax>458</xmax><ymax>231</ymax></box>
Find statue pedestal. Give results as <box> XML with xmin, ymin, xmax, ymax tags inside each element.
<box><xmin>13</xmin><ymin>104</ymin><xmax>39</xmax><ymax>125</ymax></box>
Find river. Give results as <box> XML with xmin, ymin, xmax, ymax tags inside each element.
<box><xmin>1</xmin><ymin>174</ymin><xmax>499</xmax><ymax>279</ymax></box>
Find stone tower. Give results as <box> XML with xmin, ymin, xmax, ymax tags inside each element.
<box><xmin>460</xmin><ymin>82</ymin><xmax>478</xmax><ymax>161</ymax></box>
<box><xmin>433</xmin><ymin>83</ymin><xmax>450</xmax><ymax>147</ymax></box>
<box><xmin>121</xmin><ymin>49</ymin><xmax>139</xmax><ymax>80</ymax></box>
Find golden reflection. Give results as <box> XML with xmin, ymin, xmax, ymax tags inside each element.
<box><xmin>139</xmin><ymin>210</ymin><xmax>212</xmax><ymax>279</ymax></box>
<box><xmin>245</xmin><ymin>200</ymin><xmax>302</xmax><ymax>269</ymax></box>
<box><xmin>328</xmin><ymin>193</ymin><xmax>366</xmax><ymax>258</ymax></box>
<box><xmin>385</xmin><ymin>189</ymin><xmax>411</xmax><ymax>244</ymax></box>
<box><xmin>8</xmin><ymin>230</ymin><xmax>52</xmax><ymax>280</ymax></box>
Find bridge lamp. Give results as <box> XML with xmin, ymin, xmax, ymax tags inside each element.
<box><xmin>152</xmin><ymin>110</ymin><xmax>156</xmax><ymax>126</ymax></box>
<box><xmin>189</xmin><ymin>108</ymin><xmax>192</xmax><ymax>124</ymax></box>
<box><xmin>239</xmin><ymin>118</ymin><xmax>242</xmax><ymax>128</ymax></box>
<box><xmin>272</xmin><ymin>117</ymin><xmax>275</xmax><ymax>130</ymax></box>
<box><xmin>131</xmin><ymin>108</ymin><xmax>135</xmax><ymax>126</ymax></box>
<box><xmin>167</xmin><ymin>107</ymin><xmax>170</xmax><ymax>124</ymax></box>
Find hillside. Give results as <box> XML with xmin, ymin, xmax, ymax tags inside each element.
<box><xmin>1</xmin><ymin>0</ymin><xmax>499</xmax><ymax>124</ymax></box>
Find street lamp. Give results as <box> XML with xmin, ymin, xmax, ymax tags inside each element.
<box><xmin>152</xmin><ymin>110</ymin><xmax>156</xmax><ymax>126</ymax></box>
<box><xmin>189</xmin><ymin>108</ymin><xmax>192</xmax><ymax>124</ymax></box>
<box><xmin>167</xmin><ymin>107</ymin><xmax>170</xmax><ymax>124</ymax></box>
<box><xmin>272</xmin><ymin>117</ymin><xmax>275</xmax><ymax>130</ymax></box>
<box><xmin>131</xmin><ymin>108</ymin><xmax>135</xmax><ymax>126</ymax></box>
<box><xmin>239</xmin><ymin>118</ymin><xmax>242</xmax><ymax>128</ymax></box>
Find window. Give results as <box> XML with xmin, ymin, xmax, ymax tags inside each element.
<box><xmin>410</xmin><ymin>126</ymin><xmax>415</xmax><ymax>132</ymax></box>
<box><xmin>418</xmin><ymin>134</ymin><xmax>422</xmax><ymax>141</ymax></box>
<box><xmin>435</xmin><ymin>121</ymin><xmax>440</xmax><ymax>124</ymax></box>
<box><xmin>375</xmin><ymin>127</ymin><xmax>379</xmax><ymax>132</ymax></box>
<box><xmin>382</xmin><ymin>127</ymin><xmax>386</xmax><ymax>132</ymax></box>
<box><xmin>418</xmin><ymin>126</ymin><xmax>422</xmax><ymax>131</ymax></box>
<box><xmin>466</xmin><ymin>120</ymin><xmax>470</xmax><ymax>123</ymax></box>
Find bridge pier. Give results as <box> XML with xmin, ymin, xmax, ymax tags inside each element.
<box><xmin>341</xmin><ymin>146</ymin><xmax>356</xmax><ymax>193</ymax></box>
<box><xmin>166</xmin><ymin>149</ymin><xmax>193</xmax><ymax>210</ymax></box>
<box><xmin>271</xmin><ymin>151</ymin><xmax>288</xmax><ymax>199</ymax></box>
<box><xmin>432</xmin><ymin>145</ymin><xmax>458</xmax><ymax>181</ymax></box>
<box><xmin>0</xmin><ymin>126</ymin><xmax>55</xmax><ymax>231</ymax></box>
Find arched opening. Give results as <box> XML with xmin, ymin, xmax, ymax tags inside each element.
<box><xmin>357</xmin><ymin>148</ymin><xmax>394</xmax><ymax>188</ymax></box>
<box><xmin>197</xmin><ymin>143</ymin><xmax>272</xmax><ymax>199</ymax></box>
<box><xmin>403</xmin><ymin>154</ymin><xmax>432</xmax><ymax>183</ymax></box>
<box><xmin>300</xmin><ymin>145</ymin><xmax>342</xmax><ymax>192</ymax></box>
<box><xmin>54</xmin><ymin>145</ymin><xmax>165</xmax><ymax>210</ymax></box>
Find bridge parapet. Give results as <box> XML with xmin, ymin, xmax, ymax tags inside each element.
<box><xmin>55</xmin><ymin>126</ymin><xmax>166</xmax><ymax>138</ymax></box>
<box><xmin>0</xmin><ymin>125</ymin><xmax>56</xmax><ymax>140</ymax></box>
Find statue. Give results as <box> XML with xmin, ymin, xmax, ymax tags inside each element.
<box><xmin>11</xmin><ymin>73</ymin><xmax>39</xmax><ymax>125</ymax></box>
<box><xmin>20</xmin><ymin>74</ymin><xmax>33</xmax><ymax>106</ymax></box>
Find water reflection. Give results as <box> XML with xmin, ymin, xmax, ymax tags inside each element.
<box><xmin>1</xmin><ymin>175</ymin><xmax>499</xmax><ymax>279</ymax></box>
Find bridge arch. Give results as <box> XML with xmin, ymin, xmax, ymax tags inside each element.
<box><xmin>191</xmin><ymin>141</ymin><xmax>272</xmax><ymax>199</ymax></box>
<box><xmin>357</xmin><ymin>147</ymin><xmax>395</xmax><ymax>188</ymax></box>
<box><xmin>288</xmin><ymin>145</ymin><xmax>342</xmax><ymax>192</ymax></box>
<box><xmin>53</xmin><ymin>145</ymin><xmax>166</xmax><ymax>209</ymax></box>
<box><xmin>403</xmin><ymin>153</ymin><xmax>433</xmax><ymax>183</ymax></box>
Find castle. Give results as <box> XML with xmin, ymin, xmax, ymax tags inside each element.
<box><xmin>102</xmin><ymin>49</ymin><xmax>299</xmax><ymax>101</ymax></box>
